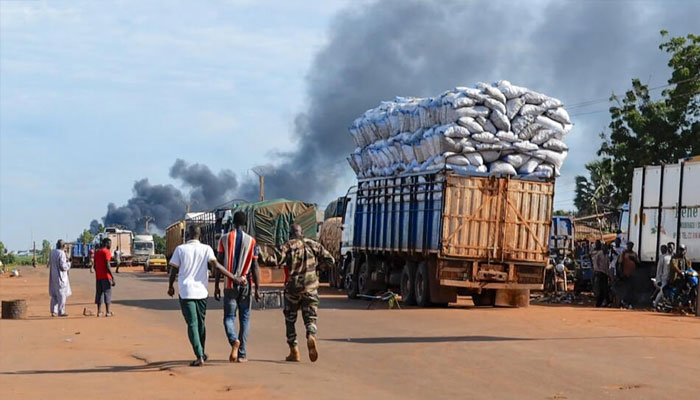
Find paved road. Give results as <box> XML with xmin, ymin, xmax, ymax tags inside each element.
<box><xmin>1</xmin><ymin>267</ymin><xmax>699</xmax><ymax>400</ymax></box>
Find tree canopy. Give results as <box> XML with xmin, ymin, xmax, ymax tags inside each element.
<box><xmin>576</xmin><ymin>32</ymin><xmax>700</xmax><ymax>213</ymax></box>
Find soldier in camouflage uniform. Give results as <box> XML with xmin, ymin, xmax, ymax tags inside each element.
<box><xmin>261</xmin><ymin>224</ymin><xmax>334</xmax><ymax>362</ymax></box>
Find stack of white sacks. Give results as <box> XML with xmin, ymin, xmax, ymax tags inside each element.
<box><xmin>347</xmin><ymin>81</ymin><xmax>572</xmax><ymax>179</ymax></box>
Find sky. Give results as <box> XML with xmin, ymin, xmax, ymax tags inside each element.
<box><xmin>1</xmin><ymin>0</ymin><xmax>698</xmax><ymax>250</ymax></box>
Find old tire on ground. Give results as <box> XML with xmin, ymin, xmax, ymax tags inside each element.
<box><xmin>472</xmin><ymin>290</ymin><xmax>495</xmax><ymax>307</ymax></box>
<box><xmin>414</xmin><ymin>261</ymin><xmax>431</xmax><ymax>307</ymax></box>
<box><xmin>400</xmin><ymin>262</ymin><xmax>417</xmax><ymax>306</ymax></box>
<box><xmin>1</xmin><ymin>299</ymin><xmax>27</xmax><ymax>319</ymax></box>
<box><xmin>357</xmin><ymin>261</ymin><xmax>372</xmax><ymax>296</ymax></box>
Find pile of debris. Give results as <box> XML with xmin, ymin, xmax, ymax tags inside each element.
<box><xmin>347</xmin><ymin>81</ymin><xmax>572</xmax><ymax>179</ymax></box>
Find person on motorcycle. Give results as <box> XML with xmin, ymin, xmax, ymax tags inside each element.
<box><xmin>653</xmin><ymin>244</ymin><xmax>672</xmax><ymax>308</ymax></box>
<box><xmin>670</xmin><ymin>244</ymin><xmax>693</xmax><ymax>288</ymax></box>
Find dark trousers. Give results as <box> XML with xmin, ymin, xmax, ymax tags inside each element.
<box><xmin>179</xmin><ymin>298</ymin><xmax>207</xmax><ymax>358</ymax></box>
<box><xmin>593</xmin><ymin>271</ymin><xmax>609</xmax><ymax>307</ymax></box>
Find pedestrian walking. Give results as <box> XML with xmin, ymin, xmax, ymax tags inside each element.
<box><xmin>616</xmin><ymin>242</ymin><xmax>640</xmax><ymax>308</ymax></box>
<box><xmin>48</xmin><ymin>240</ymin><xmax>72</xmax><ymax>317</ymax></box>
<box><xmin>114</xmin><ymin>247</ymin><xmax>122</xmax><ymax>273</ymax></box>
<box><xmin>214</xmin><ymin>211</ymin><xmax>261</xmax><ymax>363</ymax></box>
<box><xmin>168</xmin><ymin>225</ymin><xmax>237</xmax><ymax>367</ymax></box>
<box><xmin>591</xmin><ymin>240</ymin><xmax>609</xmax><ymax>307</ymax></box>
<box><xmin>94</xmin><ymin>238</ymin><xmax>116</xmax><ymax>317</ymax></box>
<box><xmin>260</xmin><ymin>224</ymin><xmax>334</xmax><ymax>362</ymax></box>
<box><xmin>653</xmin><ymin>244</ymin><xmax>672</xmax><ymax>308</ymax></box>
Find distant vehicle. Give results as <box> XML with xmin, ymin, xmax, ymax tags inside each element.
<box><xmin>96</xmin><ymin>227</ymin><xmax>133</xmax><ymax>266</ymax></box>
<box><xmin>132</xmin><ymin>234</ymin><xmax>155</xmax><ymax>265</ymax></box>
<box><xmin>628</xmin><ymin>156</ymin><xmax>700</xmax><ymax>268</ymax></box>
<box><xmin>71</xmin><ymin>242</ymin><xmax>95</xmax><ymax>268</ymax></box>
<box><xmin>145</xmin><ymin>254</ymin><xmax>167</xmax><ymax>272</ymax></box>
<box><xmin>330</xmin><ymin>170</ymin><xmax>554</xmax><ymax>307</ymax></box>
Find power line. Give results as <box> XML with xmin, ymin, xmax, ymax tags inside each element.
<box><xmin>563</xmin><ymin>77</ymin><xmax>699</xmax><ymax>110</ymax></box>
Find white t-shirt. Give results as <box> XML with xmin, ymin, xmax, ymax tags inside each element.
<box><xmin>169</xmin><ymin>240</ymin><xmax>216</xmax><ymax>299</ymax></box>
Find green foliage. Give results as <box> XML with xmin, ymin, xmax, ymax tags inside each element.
<box><xmin>78</xmin><ymin>229</ymin><xmax>94</xmax><ymax>245</ymax></box>
<box><xmin>553</xmin><ymin>210</ymin><xmax>573</xmax><ymax>216</ymax></box>
<box><xmin>574</xmin><ymin>159</ymin><xmax>619</xmax><ymax>216</ymax></box>
<box><xmin>0</xmin><ymin>241</ymin><xmax>14</xmax><ymax>265</ymax></box>
<box><xmin>40</xmin><ymin>240</ymin><xmax>51</xmax><ymax>264</ymax></box>
<box><xmin>597</xmin><ymin>32</ymin><xmax>700</xmax><ymax>206</ymax></box>
<box><xmin>153</xmin><ymin>233</ymin><xmax>166</xmax><ymax>254</ymax></box>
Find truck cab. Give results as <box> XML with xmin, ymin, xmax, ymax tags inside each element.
<box><xmin>133</xmin><ymin>235</ymin><xmax>155</xmax><ymax>265</ymax></box>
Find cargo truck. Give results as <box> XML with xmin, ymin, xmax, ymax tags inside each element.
<box><xmin>333</xmin><ymin>170</ymin><xmax>554</xmax><ymax>307</ymax></box>
<box><xmin>96</xmin><ymin>228</ymin><xmax>133</xmax><ymax>266</ymax></box>
<box><xmin>70</xmin><ymin>242</ymin><xmax>95</xmax><ymax>268</ymax></box>
<box><xmin>627</xmin><ymin>156</ymin><xmax>700</xmax><ymax>267</ymax></box>
<box><xmin>132</xmin><ymin>234</ymin><xmax>155</xmax><ymax>265</ymax></box>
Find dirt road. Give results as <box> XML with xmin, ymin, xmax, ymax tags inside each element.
<box><xmin>1</xmin><ymin>267</ymin><xmax>699</xmax><ymax>400</ymax></box>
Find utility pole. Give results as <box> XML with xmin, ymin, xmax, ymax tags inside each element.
<box><xmin>32</xmin><ymin>241</ymin><xmax>37</xmax><ymax>268</ymax></box>
<box><xmin>142</xmin><ymin>216</ymin><xmax>154</xmax><ymax>234</ymax></box>
<box><xmin>252</xmin><ymin>168</ymin><xmax>265</xmax><ymax>201</ymax></box>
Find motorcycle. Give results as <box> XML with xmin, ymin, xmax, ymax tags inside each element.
<box><xmin>653</xmin><ymin>269</ymin><xmax>699</xmax><ymax>315</ymax></box>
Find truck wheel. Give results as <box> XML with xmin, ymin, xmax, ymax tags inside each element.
<box><xmin>414</xmin><ymin>261</ymin><xmax>431</xmax><ymax>307</ymax></box>
<box><xmin>472</xmin><ymin>290</ymin><xmax>495</xmax><ymax>307</ymax></box>
<box><xmin>400</xmin><ymin>263</ymin><xmax>417</xmax><ymax>306</ymax></box>
<box><xmin>357</xmin><ymin>261</ymin><xmax>372</xmax><ymax>296</ymax></box>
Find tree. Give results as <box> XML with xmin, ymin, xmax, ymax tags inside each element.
<box><xmin>78</xmin><ymin>229</ymin><xmax>94</xmax><ymax>245</ymax></box>
<box><xmin>40</xmin><ymin>240</ymin><xmax>51</xmax><ymax>264</ymax></box>
<box><xmin>574</xmin><ymin>159</ymin><xmax>619</xmax><ymax>216</ymax></box>
<box><xmin>597</xmin><ymin>32</ymin><xmax>700</xmax><ymax>206</ymax></box>
<box><xmin>553</xmin><ymin>210</ymin><xmax>573</xmax><ymax>216</ymax></box>
<box><xmin>153</xmin><ymin>233</ymin><xmax>166</xmax><ymax>255</ymax></box>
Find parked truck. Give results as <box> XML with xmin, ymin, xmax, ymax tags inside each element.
<box><xmin>132</xmin><ymin>234</ymin><xmax>155</xmax><ymax>265</ymax></box>
<box><xmin>70</xmin><ymin>242</ymin><xmax>95</xmax><ymax>268</ymax></box>
<box><xmin>332</xmin><ymin>170</ymin><xmax>553</xmax><ymax>307</ymax></box>
<box><xmin>628</xmin><ymin>156</ymin><xmax>700</xmax><ymax>267</ymax></box>
<box><xmin>96</xmin><ymin>228</ymin><xmax>133</xmax><ymax>266</ymax></box>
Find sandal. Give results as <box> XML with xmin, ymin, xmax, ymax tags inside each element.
<box><xmin>189</xmin><ymin>358</ymin><xmax>204</xmax><ymax>367</ymax></box>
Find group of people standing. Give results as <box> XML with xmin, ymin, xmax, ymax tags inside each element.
<box><xmin>167</xmin><ymin>211</ymin><xmax>334</xmax><ymax>366</ymax></box>
<box><xmin>589</xmin><ymin>237</ymin><xmax>694</xmax><ymax>309</ymax></box>
<box><xmin>47</xmin><ymin>237</ymin><xmax>117</xmax><ymax>317</ymax></box>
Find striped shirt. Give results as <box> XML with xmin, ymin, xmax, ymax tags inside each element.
<box><xmin>217</xmin><ymin>229</ymin><xmax>258</xmax><ymax>289</ymax></box>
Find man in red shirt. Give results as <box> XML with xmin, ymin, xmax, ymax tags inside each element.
<box><xmin>94</xmin><ymin>238</ymin><xmax>116</xmax><ymax>317</ymax></box>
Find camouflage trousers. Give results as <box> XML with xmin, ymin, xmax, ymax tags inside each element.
<box><xmin>283</xmin><ymin>289</ymin><xmax>319</xmax><ymax>346</ymax></box>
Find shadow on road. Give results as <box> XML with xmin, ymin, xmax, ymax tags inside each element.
<box><xmin>323</xmin><ymin>334</ymin><xmax>697</xmax><ymax>344</ymax></box>
<box><xmin>0</xmin><ymin>358</ymin><xmax>288</xmax><ymax>375</ymax></box>
<box><xmin>324</xmin><ymin>335</ymin><xmax>534</xmax><ymax>344</ymax></box>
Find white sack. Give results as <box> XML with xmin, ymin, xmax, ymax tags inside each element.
<box><xmin>484</xmin><ymin>97</ymin><xmax>507</xmax><ymax>115</ymax></box>
<box><xmin>457</xmin><ymin>117</ymin><xmax>484</xmax><ymax>133</ymax></box>
<box><xmin>504</xmin><ymin>154</ymin><xmax>531</xmax><ymax>168</ymax></box>
<box><xmin>522</xmin><ymin>91</ymin><xmax>549</xmax><ymax>104</ymax></box>
<box><xmin>531</xmin><ymin>129</ymin><xmax>556</xmax><ymax>145</ymax></box>
<box><xmin>489</xmin><ymin>161</ymin><xmax>517</xmax><ymax>176</ymax></box>
<box><xmin>506</xmin><ymin>97</ymin><xmax>525</xmax><ymax>119</ymax></box>
<box><xmin>478</xmin><ymin>82</ymin><xmax>507</xmax><ymax>104</ymax></box>
<box><xmin>481</xmin><ymin>150</ymin><xmax>501</xmax><ymax>163</ymax></box>
<box><xmin>496</xmin><ymin>130</ymin><xmax>519</xmax><ymax>143</ymax></box>
<box><xmin>518</xmin><ymin>158</ymin><xmax>542</xmax><ymax>174</ymax></box>
<box><xmin>490</xmin><ymin>110</ymin><xmax>511</xmax><ymax>131</ymax></box>
<box><xmin>543</xmin><ymin>138</ymin><xmax>568</xmax><ymax>151</ymax></box>
<box><xmin>519</xmin><ymin>104</ymin><xmax>548</xmax><ymax>116</ymax></box>
<box><xmin>472</xmin><ymin>132</ymin><xmax>498</xmax><ymax>143</ymax></box>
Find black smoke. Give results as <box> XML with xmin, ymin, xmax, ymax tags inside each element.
<box><xmin>236</xmin><ymin>0</ymin><xmax>700</xmax><ymax>203</ymax></box>
<box><xmin>102</xmin><ymin>160</ymin><xmax>237</xmax><ymax>232</ymax></box>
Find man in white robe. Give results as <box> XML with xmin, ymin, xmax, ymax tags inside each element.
<box><xmin>49</xmin><ymin>240</ymin><xmax>72</xmax><ymax>317</ymax></box>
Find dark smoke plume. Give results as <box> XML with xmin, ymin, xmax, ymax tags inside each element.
<box><xmin>237</xmin><ymin>0</ymin><xmax>700</xmax><ymax>202</ymax></box>
<box><xmin>102</xmin><ymin>159</ymin><xmax>237</xmax><ymax>232</ymax></box>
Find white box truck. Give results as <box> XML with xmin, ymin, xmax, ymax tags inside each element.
<box><xmin>628</xmin><ymin>156</ymin><xmax>700</xmax><ymax>266</ymax></box>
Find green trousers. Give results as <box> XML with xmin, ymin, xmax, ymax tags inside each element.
<box><xmin>179</xmin><ymin>297</ymin><xmax>207</xmax><ymax>358</ymax></box>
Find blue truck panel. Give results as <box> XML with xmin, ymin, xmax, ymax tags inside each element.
<box><xmin>354</xmin><ymin>173</ymin><xmax>444</xmax><ymax>253</ymax></box>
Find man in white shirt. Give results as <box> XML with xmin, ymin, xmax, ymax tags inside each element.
<box><xmin>49</xmin><ymin>240</ymin><xmax>72</xmax><ymax>317</ymax></box>
<box><xmin>653</xmin><ymin>244</ymin><xmax>672</xmax><ymax>308</ymax></box>
<box><xmin>168</xmin><ymin>224</ymin><xmax>237</xmax><ymax>366</ymax></box>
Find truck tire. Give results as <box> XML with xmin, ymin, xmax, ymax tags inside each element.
<box><xmin>414</xmin><ymin>261</ymin><xmax>431</xmax><ymax>307</ymax></box>
<box><xmin>357</xmin><ymin>261</ymin><xmax>372</xmax><ymax>296</ymax></box>
<box><xmin>472</xmin><ymin>290</ymin><xmax>495</xmax><ymax>307</ymax></box>
<box><xmin>400</xmin><ymin>263</ymin><xmax>417</xmax><ymax>306</ymax></box>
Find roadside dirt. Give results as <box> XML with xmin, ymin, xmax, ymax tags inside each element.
<box><xmin>1</xmin><ymin>267</ymin><xmax>698</xmax><ymax>400</ymax></box>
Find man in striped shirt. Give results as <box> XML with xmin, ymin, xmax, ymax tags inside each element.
<box><xmin>214</xmin><ymin>211</ymin><xmax>261</xmax><ymax>363</ymax></box>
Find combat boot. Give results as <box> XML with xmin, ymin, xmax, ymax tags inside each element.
<box><xmin>285</xmin><ymin>344</ymin><xmax>300</xmax><ymax>362</ymax></box>
<box><xmin>307</xmin><ymin>335</ymin><xmax>318</xmax><ymax>362</ymax></box>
